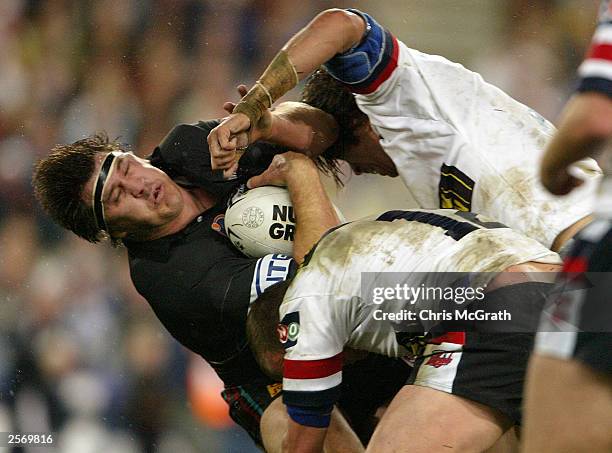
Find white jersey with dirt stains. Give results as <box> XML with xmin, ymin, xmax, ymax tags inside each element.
<box><xmin>323</xmin><ymin>9</ymin><xmax>602</xmax><ymax>248</ymax></box>
<box><xmin>280</xmin><ymin>209</ymin><xmax>560</xmax><ymax>414</ymax></box>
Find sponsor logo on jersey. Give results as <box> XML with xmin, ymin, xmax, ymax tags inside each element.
<box><xmin>425</xmin><ymin>350</ymin><xmax>454</xmax><ymax>368</ymax></box>
<box><xmin>277</xmin><ymin>324</ymin><xmax>289</xmax><ymax>342</ymax></box>
<box><xmin>266</xmin><ymin>383</ymin><xmax>282</xmax><ymax>398</ymax></box>
<box><xmin>439</xmin><ymin>164</ymin><xmax>475</xmax><ymax>211</ymax></box>
<box><xmin>211</xmin><ymin>213</ymin><xmax>227</xmax><ymax>237</ymax></box>
<box><xmin>250</xmin><ymin>254</ymin><xmax>294</xmax><ymax>302</ymax></box>
<box><xmin>278</xmin><ymin>311</ymin><xmax>300</xmax><ymax>349</ymax></box>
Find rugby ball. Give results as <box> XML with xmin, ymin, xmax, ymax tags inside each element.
<box><xmin>225</xmin><ymin>186</ymin><xmax>297</xmax><ymax>257</ymax></box>
<box><xmin>224</xmin><ymin>186</ymin><xmax>344</xmax><ymax>258</ymax></box>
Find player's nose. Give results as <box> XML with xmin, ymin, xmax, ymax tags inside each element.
<box><xmin>125</xmin><ymin>178</ymin><xmax>148</xmax><ymax>197</ymax></box>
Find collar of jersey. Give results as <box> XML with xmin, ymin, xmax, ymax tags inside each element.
<box><xmin>124</xmin><ymin>208</ymin><xmax>216</xmax><ymax>261</ymax></box>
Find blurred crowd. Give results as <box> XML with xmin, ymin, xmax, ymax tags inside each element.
<box><xmin>0</xmin><ymin>0</ymin><xmax>600</xmax><ymax>452</ymax></box>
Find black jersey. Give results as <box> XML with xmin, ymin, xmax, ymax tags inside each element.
<box><xmin>149</xmin><ymin>120</ymin><xmax>285</xmax><ymax>198</ymax></box>
<box><xmin>126</xmin><ymin>121</ymin><xmax>294</xmax><ymax>385</ymax></box>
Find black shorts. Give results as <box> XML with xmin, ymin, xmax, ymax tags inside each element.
<box><xmin>407</xmin><ymin>282</ymin><xmax>554</xmax><ymax>425</ymax></box>
<box><xmin>221</xmin><ymin>353</ymin><xmax>411</xmax><ymax>447</ymax></box>
<box><xmin>407</xmin><ymin>332</ymin><xmax>533</xmax><ymax>425</ymax></box>
<box><xmin>535</xmin><ymin>219</ymin><xmax>612</xmax><ymax>375</ymax></box>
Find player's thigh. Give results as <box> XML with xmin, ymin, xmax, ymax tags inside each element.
<box><xmin>522</xmin><ymin>354</ymin><xmax>612</xmax><ymax>453</ymax></box>
<box><xmin>260</xmin><ymin>397</ymin><xmax>364</xmax><ymax>453</ymax></box>
<box><xmin>260</xmin><ymin>397</ymin><xmax>288</xmax><ymax>453</ymax></box>
<box><xmin>366</xmin><ymin>384</ymin><xmax>510</xmax><ymax>453</ymax></box>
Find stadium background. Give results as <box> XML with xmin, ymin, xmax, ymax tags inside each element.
<box><xmin>0</xmin><ymin>1</ymin><xmax>599</xmax><ymax>452</ymax></box>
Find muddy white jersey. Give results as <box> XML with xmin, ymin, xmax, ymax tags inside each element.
<box><xmin>323</xmin><ymin>9</ymin><xmax>601</xmax><ymax>248</ymax></box>
<box><xmin>280</xmin><ymin>209</ymin><xmax>560</xmax><ymax>411</ymax></box>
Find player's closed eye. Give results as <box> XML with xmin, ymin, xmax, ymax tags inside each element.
<box><xmin>111</xmin><ymin>187</ymin><xmax>122</xmax><ymax>203</ymax></box>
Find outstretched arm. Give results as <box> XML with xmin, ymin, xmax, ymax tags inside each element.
<box><xmin>215</xmin><ymin>98</ymin><xmax>340</xmax><ymax>178</ymax></box>
<box><xmin>267</xmin><ymin>102</ymin><xmax>339</xmax><ymax>157</ymax></box>
<box><xmin>540</xmin><ymin>92</ymin><xmax>612</xmax><ymax>195</ymax></box>
<box><xmin>208</xmin><ymin>9</ymin><xmax>365</xmax><ymax>172</ymax></box>
<box><xmin>541</xmin><ymin>1</ymin><xmax>612</xmax><ymax>196</ymax></box>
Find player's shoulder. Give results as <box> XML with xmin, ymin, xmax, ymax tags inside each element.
<box><xmin>154</xmin><ymin>121</ymin><xmax>220</xmax><ymax>158</ymax></box>
<box><xmin>323</xmin><ymin>9</ymin><xmax>400</xmax><ymax>94</ymax></box>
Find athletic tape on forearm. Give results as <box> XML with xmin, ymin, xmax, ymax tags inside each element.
<box><xmin>233</xmin><ymin>50</ymin><xmax>299</xmax><ymax>126</ymax></box>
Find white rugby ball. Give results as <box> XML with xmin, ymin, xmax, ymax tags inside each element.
<box><xmin>225</xmin><ymin>186</ymin><xmax>297</xmax><ymax>258</ymax></box>
<box><xmin>224</xmin><ymin>186</ymin><xmax>345</xmax><ymax>258</ymax></box>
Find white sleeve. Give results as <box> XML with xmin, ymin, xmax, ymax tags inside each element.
<box><xmin>279</xmin><ymin>295</ymin><xmax>350</xmax><ymax>409</ymax></box>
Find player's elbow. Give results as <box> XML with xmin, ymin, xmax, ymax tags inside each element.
<box><xmin>311</xmin><ymin>9</ymin><xmax>365</xmax><ymax>52</ymax></box>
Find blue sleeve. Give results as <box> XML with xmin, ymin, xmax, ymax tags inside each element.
<box><xmin>286</xmin><ymin>404</ymin><xmax>334</xmax><ymax>428</ymax></box>
<box><xmin>323</xmin><ymin>9</ymin><xmax>399</xmax><ymax>94</ymax></box>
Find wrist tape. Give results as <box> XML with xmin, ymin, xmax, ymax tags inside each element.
<box><xmin>233</xmin><ymin>50</ymin><xmax>299</xmax><ymax>126</ymax></box>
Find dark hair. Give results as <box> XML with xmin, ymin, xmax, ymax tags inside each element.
<box><xmin>246</xmin><ymin>279</ymin><xmax>293</xmax><ymax>380</ymax></box>
<box><xmin>33</xmin><ymin>132</ymin><xmax>124</xmax><ymax>244</ymax></box>
<box><xmin>301</xmin><ymin>68</ymin><xmax>370</xmax><ymax>184</ymax></box>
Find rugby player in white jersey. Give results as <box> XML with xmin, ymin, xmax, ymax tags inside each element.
<box><xmin>208</xmin><ymin>8</ymin><xmax>602</xmax><ymax>253</ymax></box>
<box><xmin>522</xmin><ymin>1</ymin><xmax>612</xmax><ymax>451</ymax></box>
<box><xmin>246</xmin><ymin>208</ymin><xmax>562</xmax><ymax>452</ymax></box>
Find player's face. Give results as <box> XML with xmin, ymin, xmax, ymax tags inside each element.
<box><xmin>83</xmin><ymin>152</ymin><xmax>184</xmax><ymax>238</ymax></box>
<box><xmin>344</xmin><ymin>124</ymin><xmax>398</xmax><ymax>177</ymax></box>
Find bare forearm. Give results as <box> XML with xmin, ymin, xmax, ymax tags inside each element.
<box><xmin>542</xmin><ymin>92</ymin><xmax>612</xmax><ymax>171</ymax></box>
<box><xmin>282</xmin><ymin>9</ymin><xmax>365</xmax><ymax>81</ymax></box>
<box><xmin>268</xmin><ymin>102</ymin><xmax>339</xmax><ymax>156</ymax></box>
<box><xmin>285</xmin><ymin>163</ymin><xmax>339</xmax><ymax>263</ymax></box>
<box><xmin>236</xmin><ymin>10</ymin><xmax>364</xmax><ymax>123</ymax></box>
<box><xmin>216</xmin><ymin>9</ymin><xmax>363</xmax><ymax>167</ymax></box>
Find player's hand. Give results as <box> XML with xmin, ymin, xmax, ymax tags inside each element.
<box><xmin>222</xmin><ymin>85</ymin><xmax>274</xmax><ymax>142</ymax></box>
<box><xmin>211</xmin><ymin>86</ymin><xmax>274</xmax><ymax>179</ymax></box>
<box><xmin>223</xmin><ymin>85</ymin><xmax>249</xmax><ymax>114</ymax></box>
<box><xmin>225</xmin><ymin>85</ymin><xmax>273</xmax><ymax>143</ymax></box>
<box><xmin>247</xmin><ymin>152</ymin><xmax>313</xmax><ymax>189</ymax></box>
<box><xmin>540</xmin><ymin>165</ymin><xmax>584</xmax><ymax>196</ymax></box>
<box><xmin>208</xmin><ymin>113</ymin><xmax>251</xmax><ymax>179</ymax></box>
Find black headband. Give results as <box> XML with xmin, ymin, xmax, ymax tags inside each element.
<box><xmin>92</xmin><ymin>152</ymin><xmax>120</xmax><ymax>232</ymax></box>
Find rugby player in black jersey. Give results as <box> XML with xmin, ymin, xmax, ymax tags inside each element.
<box><xmin>32</xmin><ymin>112</ymin><xmax>411</xmax><ymax>451</ymax></box>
